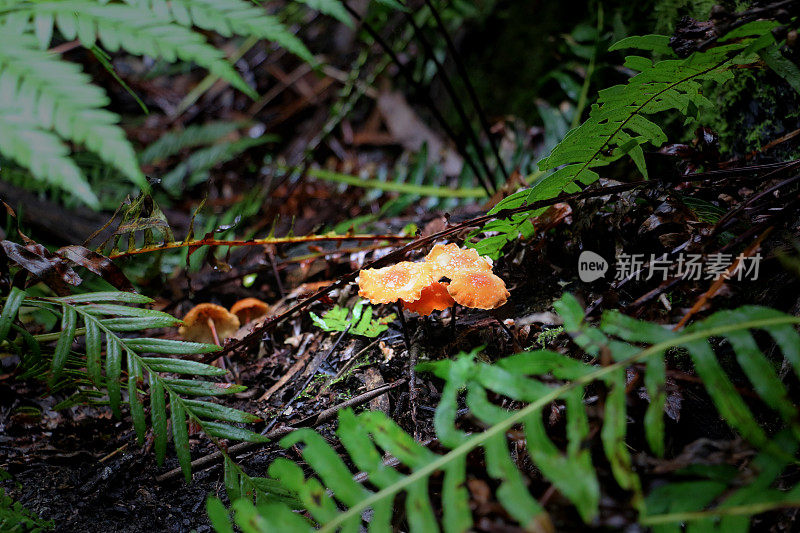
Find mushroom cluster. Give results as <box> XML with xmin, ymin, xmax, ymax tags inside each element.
<box><xmin>357</xmin><ymin>243</ymin><xmax>509</xmax><ymax>315</ymax></box>
<box><xmin>179</xmin><ymin>298</ymin><xmax>269</xmax><ymax>345</ymax></box>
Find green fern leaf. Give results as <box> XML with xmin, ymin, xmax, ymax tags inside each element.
<box><xmin>0</xmin><ymin>32</ymin><xmax>146</xmax><ymax>201</ymax></box>
<box><xmin>0</xmin><ymin>290</ymin><xmax>271</xmax><ymax>483</ymax></box>
<box><xmin>295</xmin><ymin>0</ymin><xmax>352</xmax><ymax>27</ymax></box>
<box><xmin>131</xmin><ymin>0</ymin><xmax>314</xmax><ymax>64</ymax></box>
<box><xmin>50</xmin><ymin>304</ymin><xmax>77</xmax><ymax>385</ymax></box>
<box><xmin>0</xmin><ymin>287</ymin><xmax>25</xmax><ymax>341</ymax></box>
<box><xmin>642</xmin><ymin>431</ymin><xmax>800</xmax><ymax>530</ymax></box>
<box><xmin>0</xmin><ymin>111</ymin><xmax>99</xmax><ymax>208</ymax></box>
<box><xmin>127</xmin><ymin>352</ymin><xmax>146</xmax><ymax>445</ymax></box>
<box><xmin>151</xmin><ymin>375</ymin><xmax>168</xmax><ymax>464</ymax></box>
<box><xmin>105</xmin><ymin>334</ymin><xmax>123</xmax><ymax>416</ymax></box>
<box><xmin>160</xmin><ymin>135</ymin><xmax>276</xmax><ymax>195</ymax></box>
<box><xmin>170</xmin><ymin>390</ymin><xmax>192</xmax><ymax>482</ymax></box>
<box><xmin>310</xmin><ymin>300</ymin><xmax>388</xmax><ymax>337</ymax></box>
<box><xmin>22</xmin><ymin>1</ymin><xmax>256</xmax><ymax>98</ymax></box>
<box><xmin>139</xmin><ymin>121</ymin><xmax>246</xmax><ymax>165</ymax></box>
<box><xmin>471</xmin><ymin>21</ymin><xmax>779</xmax><ymax>258</ymax></box>
<box><xmin>0</xmin><ymin>487</ymin><xmax>54</xmax><ymax>531</ymax></box>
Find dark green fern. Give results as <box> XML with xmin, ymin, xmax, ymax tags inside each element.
<box><xmin>0</xmin><ymin>289</ymin><xmax>269</xmax><ymax>482</ymax></box>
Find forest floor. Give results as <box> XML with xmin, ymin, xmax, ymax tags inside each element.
<box><xmin>2</xmin><ymin>3</ymin><xmax>800</xmax><ymax>531</ymax></box>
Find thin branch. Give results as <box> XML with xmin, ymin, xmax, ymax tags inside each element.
<box><xmin>106</xmin><ymin>233</ymin><xmax>412</xmax><ymax>259</ymax></box>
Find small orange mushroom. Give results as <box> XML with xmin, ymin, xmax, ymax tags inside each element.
<box><xmin>178</xmin><ymin>303</ymin><xmax>240</xmax><ymax>345</ymax></box>
<box><xmin>230</xmin><ymin>297</ymin><xmax>269</xmax><ymax>324</ymax></box>
<box><xmin>401</xmin><ymin>282</ymin><xmax>455</xmax><ymax>316</ymax></box>
<box><xmin>357</xmin><ymin>261</ymin><xmax>436</xmax><ymax>304</ymax></box>
<box><xmin>357</xmin><ymin>243</ymin><xmax>509</xmax><ymax>318</ymax></box>
<box><xmin>447</xmin><ymin>270</ymin><xmax>510</xmax><ymax>310</ymax></box>
<box><xmin>424</xmin><ymin>243</ymin><xmax>493</xmax><ymax>278</ymax></box>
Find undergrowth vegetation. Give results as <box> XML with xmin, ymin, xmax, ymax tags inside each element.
<box><xmin>1</xmin><ymin>0</ymin><xmax>800</xmax><ymax>531</ymax></box>
<box><xmin>470</xmin><ymin>20</ymin><xmax>782</xmax><ymax>258</ymax></box>
<box><xmin>0</xmin><ymin>0</ymin><xmax>348</xmax><ymax>207</ymax></box>
<box><xmin>207</xmin><ymin>295</ymin><xmax>800</xmax><ymax>531</ymax></box>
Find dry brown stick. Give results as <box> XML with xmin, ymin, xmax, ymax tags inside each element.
<box><xmin>673</xmin><ymin>227</ymin><xmax>773</xmax><ymax>330</ymax></box>
<box><xmin>155</xmin><ymin>379</ymin><xmax>406</xmax><ymax>483</ymax></box>
<box><xmin>293</xmin><ymin>378</ymin><xmax>407</xmax><ymax>428</ymax></box>
<box><xmin>108</xmin><ymin>233</ymin><xmax>412</xmax><ymax>259</ymax></box>
<box><xmin>408</xmin><ymin>342</ymin><xmax>420</xmax><ymax>439</ymax></box>
<box><xmin>257</xmin><ymin>334</ymin><xmax>314</xmax><ymax>402</ymax></box>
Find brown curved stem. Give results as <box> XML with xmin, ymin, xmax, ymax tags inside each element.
<box><xmin>107</xmin><ymin>233</ymin><xmax>413</xmax><ymax>259</ymax></box>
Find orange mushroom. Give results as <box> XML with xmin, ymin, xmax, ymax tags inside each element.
<box><xmin>401</xmin><ymin>282</ymin><xmax>455</xmax><ymax>316</ymax></box>
<box><xmin>178</xmin><ymin>303</ymin><xmax>240</xmax><ymax>345</ymax></box>
<box><xmin>447</xmin><ymin>270</ymin><xmax>510</xmax><ymax>310</ymax></box>
<box><xmin>230</xmin><ymin>297</ymin><xmax>269</xmax><ymax>324</ymax></box>
<box><xmin>424</xmin><ymin>243</ymin><xmax>493</xmax><ymax>278</ymax></box>
<box><xmin>357</xmin><ymin>243</ymin><xmax>509</xmax><ymax>316</ymax></box>
<box><xmin>357</xmin><ymin>261</ymin><xmax>436</xmax><ymax>304</ymax></box>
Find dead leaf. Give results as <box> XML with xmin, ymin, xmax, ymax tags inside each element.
<box><xmin>1</xmin><ymin>240</ymin><xmax>81</xmax><ymax>295</ymax></box>
<box><xmin>376</xmin><ymin>91</ymin><xmax>462</xmax><ymax>176</ymax></box>
<box><xmin>57</xmin><ymin>245</ymin><xmax>134</xmax><ymax>292</ymax></box>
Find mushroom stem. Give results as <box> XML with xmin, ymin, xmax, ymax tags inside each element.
<box><xmin>207</xmin><ymin>317</ymin><xmax>221</xmax><ymax>346</ymax></box>
<box><xmin>408</xmin><ymin>341</ymin><xmax>420</xmax><ymax>439</ymax></box>
<box><xmin>492</xmin><ymin>315</ymin><xmax>521</xmax><ymax>352</ymax></box>
<box><xmin>394</xmin><ymin>302</ymin><xmax>418</xmax><ymax>438</ymax></box>
<box><xmin>394</xmin><ymin>302</ymin><xmax>412</xmax><ymax>354</ymax></box>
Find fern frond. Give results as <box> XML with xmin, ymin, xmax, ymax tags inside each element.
<box><xmin>1</xmin><ymin>290</ymin><xmax>269</xmax><ymax>482</ymax></box>
<box><xmin>129</xmin><ymin>0</ymin><xmax>315</xmax><ymax>64</ymax></box>
<box><xmin>139</xmin><ymin>121</ymin><xmax>246</xmax><ymax>166</ymax></box>
<box><xmin>294</xmin><ymin>0</ymin><xmax>352</xmax><ymax>27</ymax></box>
<box><xmin>0</xmin><ymin>33</ymin><xmax>145</xmax><ymax>205</ymax></box>
<box><xmin>161</xmin><ymin>135</ymin><xmax>275</xmax><ymax>194</ymax></box>
<box><xmin>310</xmin><ymin>300</ymin><xmax>389</xmax><ymax>337</ymax></box>
<box><xmin>0</xmin><ymin>111</ymin><xmax>99</xmax><ymax>208</ymax></box>
<box><xmin>17</xmin><ymin>1</ymin><xmax>256</xmax><ymax>98</ymax></box>
<box><xmin>641</xmin><ymin>430</ymin><xmax>800</xmax><ymax>530</ymax></box>
<box><xmin>208</xmin><ymin>296</ymin><xmax>800</xmax><ymax>531</ymax></box>
<box><xmin>471</xmin><ymin>21</ymin><xmax>779</xmax><ymax>258</ymax></box>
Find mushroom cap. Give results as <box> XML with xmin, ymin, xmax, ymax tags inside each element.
<box><xmin>230</xmin><ymin>297</ymin><xmax>270</xmax><ymax>323</ymax></box>
<box><xmin>401</xmin><ymin>282</ymin><xmax>455</xmax><ymax>316</ymax></box>
<box><xmin>425</xmin><ymin>243</ymin><xmax>493</xmax><ymax>279</ymax></box>
<box><xmin>358</xmin><ymin>261</ymin><xmax>436</xmax><ymax>304</ymax></box>
<box><xmin>178</xmin><ymin>303</ymin><xmax>240</xmax><ymax>344</ymax></box>
<box><xmin>447</xmin><ymin>270</ymin><xmax>510</xmax><ymax>310</ymax></box>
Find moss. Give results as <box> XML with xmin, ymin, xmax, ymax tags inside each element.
<box><xmin>706</xmin><ymin>66</ymin><xmax>800</xmax><ymax>159</ymax></box>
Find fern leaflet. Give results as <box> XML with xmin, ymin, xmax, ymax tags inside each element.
<box><xmin>0</xmin><ymin>486</ymin><xmax>54</xmax><ymax>531</ymax></box>
<box><xmin>12</xmin><ymin>1</ymin><xmax>256</xmax><ymax>98</ymax></box>
<box><xmin>129</xmin><ymin>0</ymin><xmax>316</xmax><ymax>63</ymax></box>
<box><xmin>310</xmin><ymin>300</ymin><xmax>389</xmax><ymax>337</ymax></box>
